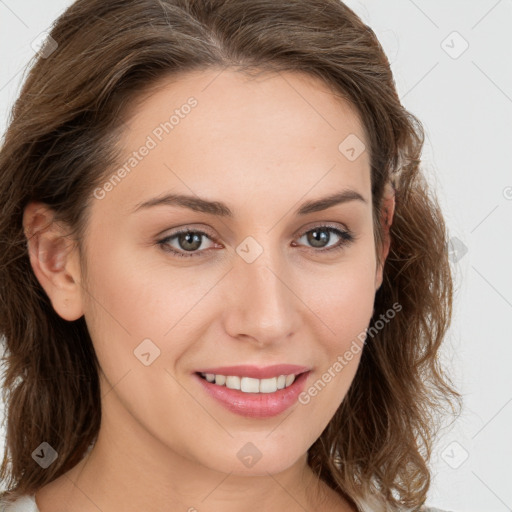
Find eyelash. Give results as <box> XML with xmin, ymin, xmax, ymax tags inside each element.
<box><xmin>156</xmin><ymin>224</ymin><xmax>355</xmax><ymax>259</ymax></box>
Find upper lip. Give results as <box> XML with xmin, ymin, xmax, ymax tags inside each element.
<box><xmin>195</xmin><ymin>364</ymin><xmax>310</xmax><ymax>379</ymax></box>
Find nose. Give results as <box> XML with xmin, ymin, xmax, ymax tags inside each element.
<box><xmin>221</xmin><ymin>247</ymin><xmax>301</xmax><ymax>347</ymax></box>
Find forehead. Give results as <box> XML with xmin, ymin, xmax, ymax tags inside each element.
<box><xmin>96</xmin><ymin>68</ymin><xmax>371</xmax><ymax>218</ymax></box>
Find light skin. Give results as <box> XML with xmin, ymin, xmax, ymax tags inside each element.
<box><xmin>24</xmin><ymin>68</ymin><xmax>394</xmax><ymax>512</ymax></box>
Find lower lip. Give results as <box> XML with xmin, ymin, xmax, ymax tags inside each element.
<box><xmin>194</xmin><ymin>371</ymin><xmax>310</xmax><ymax>418</ymax></box>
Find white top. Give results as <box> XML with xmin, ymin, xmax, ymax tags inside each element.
<box><xmin>0</xmin><ymin>494</ymin><xmax>38</xmax><ymax>512</ymax></box>
<box><xmin>0</xmin><ymin>494</ymin><xmax>452</xmax><ymax>512</ymax></box>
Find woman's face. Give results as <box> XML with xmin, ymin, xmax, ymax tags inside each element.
<box><xmin>70</xmin><ymin>69</ymin><xmax>384</xmax><ymax>475</ymax></box>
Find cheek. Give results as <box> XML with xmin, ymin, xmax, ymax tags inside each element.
<box><xmin>295</xmin><ymin>250</ymin><xmax>375</xmax><ymax>414</ymax></box>
<box><xmin>81</xmin><ymin>234</ymin><xmax>217</xmax><ymax>386</ymax></box>
<box><xmin>304</xmin><ymin>247</ymin><xmax>376</xmax><ymax>344</ymax></box>
<box><xmin>296</xmin><ymin>279</ymin><xmax>370</xmax><ymax>434</ymax></box>
<box><xmin>82</xmin><ymin>230</ymin><xmax>179</xmax><ymax>335</ymax></box>
<box><xmin>79</xmin><ymin>234</ymin><xmax>169</xmax><ymax>382</ymax></box>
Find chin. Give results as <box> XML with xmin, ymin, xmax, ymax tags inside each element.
<box><xmin>203</xmin><ymin>444</ymin><xmax>306</xmax><ymax>476</ymax></box>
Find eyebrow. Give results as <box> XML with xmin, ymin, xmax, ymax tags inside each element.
<box><xmin>131</xmin><ymin>189</ymin><xmax>367</xmax><ymax>217</ymax></box>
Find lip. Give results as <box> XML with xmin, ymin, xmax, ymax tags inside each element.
<box><xmin>194</xmin><ymin>370</ymin><xmax>310</xmax><ymax>418</ymax></box>
<box><xmin>194</xmin><ymin>364</ymin><xmax>310</xmax><ymax>379</ymax></box>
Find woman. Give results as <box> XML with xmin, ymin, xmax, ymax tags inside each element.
<box><xmin>0</xmin><ymin>0</ymin><xmax>461</xmax><ymax>511</ymax></box>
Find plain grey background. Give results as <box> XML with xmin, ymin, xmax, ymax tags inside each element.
<box><xmin>1</xmin><ymin>1</ymin><xmax>511</xmax><ymax>511</ymax></box>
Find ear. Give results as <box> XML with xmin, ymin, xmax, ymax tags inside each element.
<box><xmin>23</xmin><ymin>201</ymin><xmax>84</xmax><ymax>321</ymax></box>
<box><xmin>375</xmin><ymin>181</ymin><xmax>396</xmax><ymax>291</ymax></box>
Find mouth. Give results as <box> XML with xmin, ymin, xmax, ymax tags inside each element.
<box><xmin>195</xmin><ymin>370</ymin><xmax>307</xmax><ymax>394</ymax></box>
<box><xmin>193</xmin><ymin>368</ymin><xmax>311</xmax><ymax>418</ymax></box>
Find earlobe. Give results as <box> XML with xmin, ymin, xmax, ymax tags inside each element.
<box><xmin>375</xmin><ymin>181</ymin><xmax>396</xmax><ymax>290</ymax></box>
<box><xmin>23</xmin><ymin>201</ymin><xmax>84</xmax><ymax>321</ymax></box>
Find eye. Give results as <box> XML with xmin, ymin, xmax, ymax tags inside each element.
<box><xmin>157</xmin><ymin>228</ymin><xmax>217</xmax><ymax>258</ymax></box>
<box><xmin>157</xmin><ymin>224</ymin><xmax>355</xmax><ymax>259</ymax></box>
<box><xmin>293</xmin><ymin>224</ymin><xmax>355</xmax><ymax>253</ymax></box>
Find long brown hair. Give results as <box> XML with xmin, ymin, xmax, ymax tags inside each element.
<box><xmin>0</xmin><ymin>0</ymin><xmax>461</xmax><ymax>509</ymax></box>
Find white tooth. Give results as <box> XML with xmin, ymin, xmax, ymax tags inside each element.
<box><xmin>259</xmin><ymin>377</ymin><xmax>278</xmax><ymax>393</ymax></box>
<box><xmin>209</xmin><ymin>373</ymin><xmax>296</xmax><ymax>392</ymax></box>
<box><xmin>285</xmin><ymin>374</ymin><xmax>295</xmax><ymax>387</ymax></box>
<box><xmin>240</xmin><ymin>377</ymin><xmax>260</xmax><ymax>393</ymax></box>
<box><xmin>215</xmin><ymin>374</ymin><xmax>226</xmax><ymax>386</ymax></box>
<box><xmin>226</xmin><ymin>375</ymin><xmax>241</xmax><ymax>390</ymax></box>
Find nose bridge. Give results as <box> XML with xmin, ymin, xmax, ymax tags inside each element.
<box><xmin>223</xmin><ymin>235</ymin><xmax>299</xmax><ymax>343</ymax></box>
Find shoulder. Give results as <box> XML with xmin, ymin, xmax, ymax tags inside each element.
<box><xmin>0</xmin><ymin>494</ymin><xmax>39</xmax><ymax>512</ymax></box>
<box><xmin>420</xmin><ymin>507</ymin><xmax>454</xmax><ymax>512</ymax></box>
